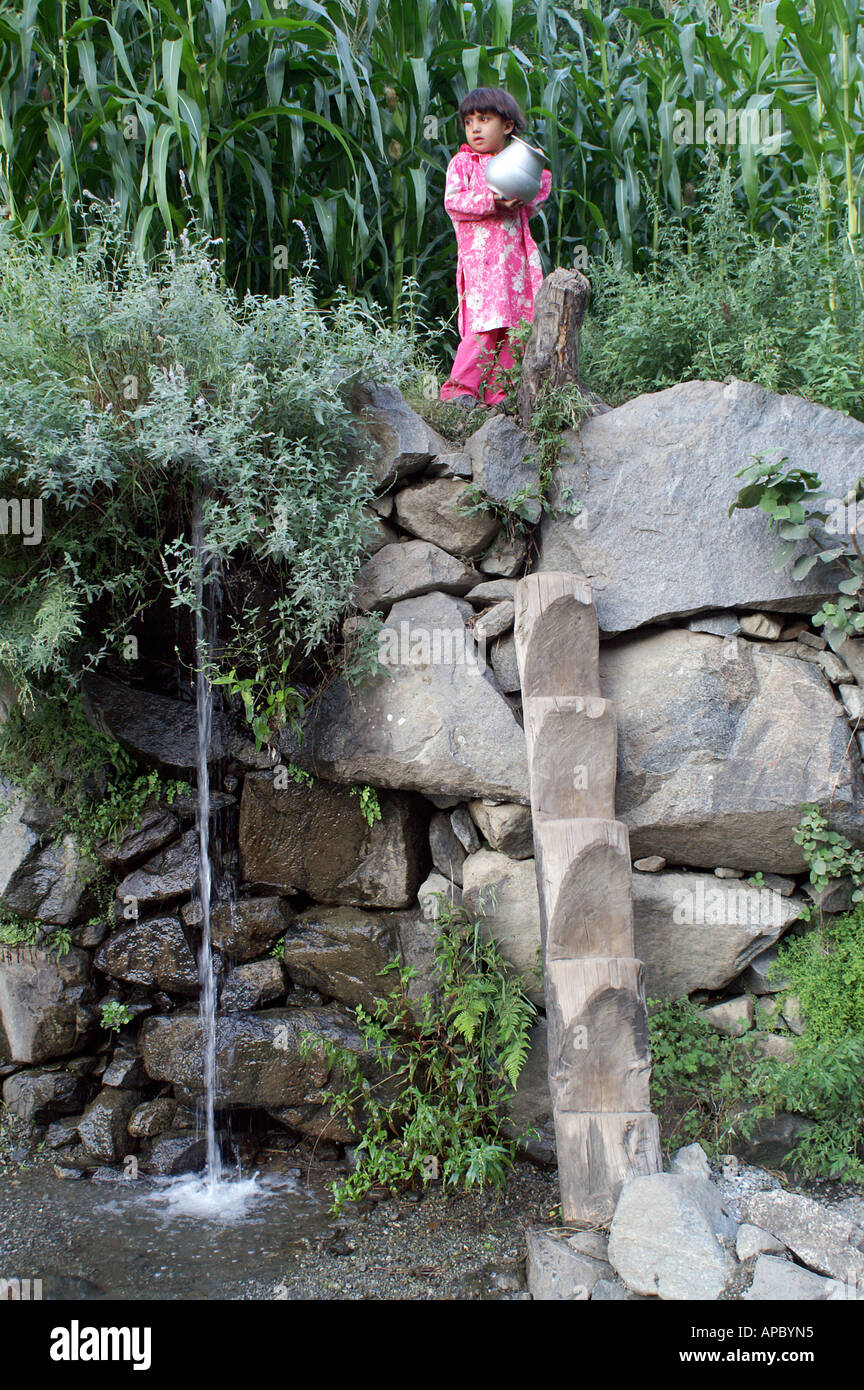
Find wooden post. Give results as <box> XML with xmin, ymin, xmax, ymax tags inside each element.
<box><xmin>513</xmin><ymin>573</ymin><xmax>662</xmax><ymax>1225</ymax></box>
<box><xmin>517</xmin><ymin>267</ymin><xmax>591</xmax><ymax>426</ymax></box>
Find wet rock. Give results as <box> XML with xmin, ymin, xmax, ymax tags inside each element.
<box><xmin>220</xmin><ymin>959</ymin><xmax>285</xmax><ymax>1011</ymax></box>
<box><xmin>75</xmin><ymin>1088</ymin><xmax>138</xmax><ymax>1162</ymax></box>
<box><xmin>128</xmin><ymin>1098</ymin><xmax>177</xmax><ymax>1138</ymax></box>
<box><xmin>140</xmin><ymin>1005</ymin><xmax>368</xmax><ymax>1108</ymax></box>
<box><xmin>608</xmin><ymin>1173</ymin><xmax>738</xmax><ymax>1300</ymax></box>
<box><xmin>526</xmin><ymin>1227</ymin><xmax>612</xmax><ymax>1300</ymax></box>
<box><xmin>239</xmin><ymin>776</ymin><xmax>426</xmax><ymax>909</ymax></box>
<box><xmin>0</xmin><ymin>943</ymin><xmax>91</xmax><ymax>1062</ymax></box>
<box><xmin>353</xmin><ymin>541</ymin><xmax>480</xmax><ymax>613</ymax></box>
<box><xmin>291</xmin><ymin>592</ymin><xmax>530</xmax><ymax>803</ymax></box>
<box><xmin>1</xmin><ymin>834</ymin><xmax>98</xmax><ymax>925</ymax></box>
<box><xmin>115</xmin><ymin>830</ymin><xmax>198</xmax><ymax>909</ymax></box>
<box><xmin>348</xmin><ymin>380</ymin><xmax>450</xmax><ymax>490</ymax></box>
<box><xmin>81</xmin><ymin>672</ymin><xmax>229</xmax><ymax>774</ymax></box>
<box><xmin>207</xmin><ymin>895</ymin><xmax>293</xmax><ymax>962</ymax></box>
<box><xmin>141</xmin><ymin>1132</ymin><xmax>207</xmax><ymax>1176</ymax></box>
<box><xmin>393</xmin><ymin>478</ymin><xmax>500</xmax><ymax>558</ymax></box>
<box><xmin>468</xmin><ymin>800</ymin><xmax>533</xmax><ymax>859</ymax></box>
<box><xmin>600</xmin><ymin>628</ymin><xmax>864</xmax><ymax>871</ymax></box>
<box><xmin>537</xmin><ymin>379</ymin><xmax>864</xmax><ymax>633</ymax></box>
<box><xmin>101</xmin><ymin>1048</ymin><xmax>147</xmax><ymax>1088</ymax></box>
<box><xmin>95</xmin><ymin>806</ymin><xmax>180</xmax><ymax>870</ymax></box>
<box><xmin>280</xmin><ymin>905</ymin><xmax>437</xmax><ymax>1014</ymax></box>
<box><xmin>95</xmin><ymin>916</ymin><xmax>199</xmax><ymax>995</ymax></box>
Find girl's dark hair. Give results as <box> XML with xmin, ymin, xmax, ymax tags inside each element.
<box><xmin>458</xmin><ymin>87</ymin><xmax>526</xmax><ymax>133</ymax></box>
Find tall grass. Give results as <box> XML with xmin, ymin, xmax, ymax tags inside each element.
<box><xmin>0</xmin><ymin>1</ymin><xmax>861</xmax><ymax>331</ymax></box>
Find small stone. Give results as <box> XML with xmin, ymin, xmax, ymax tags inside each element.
<box><xmin>668</xmin><ymin>1142</ymin><xmax>711</xmax><ymax>1179</ymax></box>
<box><xmin>128</xmin><ymin>1098</ymin><xmax>177</xmax><ymax>1138</ymax></box>
<box><xmin>736</xmin><ymin>1224</ymin><xmax>786</xmax><ymax>1261</ymax></box>
<box><xmin>818</xmin><ymin>650</ymin><xmax>853</xmax><ymax>684</ymax></box>
<box><xmin>54</xmin><ymin>1164</ymin><xmax>84</xmax><ymax>1180</ymax></box>
<box><xmin>477</xmin><ymin>531</ymin><xmax>527</xmax><ymax>578</ymax></box>
<box><xmin>749</xmin><ymin>1033</ymin><xmax>795</xmax><ymax>1064</ymax></box>
<box><xmin>472</xmin><ymin>601</ymin><xmax>515</xmax><ymax>643</ymax></box>
<box><xmin>526</xmin><ymin>1227</ymin><xmax>611</xmax><ymax>1300</ymax></box>
<box><xmin>739</xmin><ymin>613</ymin><xmax>784</xmax><ymax>640</ymax></box>
<box><xmin>701</xmin><ymin>996</ymin><xmax>754</xmax><ymax>1036</ymax></box>
<box><xmin>798</xmin><ymin>630</ymin><xmax>827</xmax><ymax>650</ymax></box>
<box><xmin>714</xmin><ymin>866</ymin><xmax>743</xmax><ymax>879</ymax></box>
<box><xmin>781</xmin><ymin>995</ymin><xmax>805</xmax><ymax>1035</ymax></box>
<box><xmin>417</xmin><ymin>872</ymin><xmax>461</xmax><ymax>922</ymax></box>
<box><xmin>794</xmin><ymin>643</ymin><xmax>822</xmax><ymax>665</ymax></box>
<box><xmin>687</xmin><ymin>614</ymin><xmax>740</xmax><ymax>637</ymax></box>
<box><xmin>633</xmin><ymin>856</ymin><xmax>666</xmax><ymax>873</ymax></box>
<box><xmin>450</xmin><ymin>805</ymin><xmax>481</xmax><ymax>855</ymax></box>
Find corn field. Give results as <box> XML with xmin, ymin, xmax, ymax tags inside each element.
<box><xmin>0</xmin><ymin>0</ymin><xmax>862</xmax><ymax>330</ymax></box>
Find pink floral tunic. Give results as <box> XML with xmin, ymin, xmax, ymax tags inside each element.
<box><xmin>443</xmin><ymin>142</ymin><xmax>552</xmax><ymax>338</ymax></box>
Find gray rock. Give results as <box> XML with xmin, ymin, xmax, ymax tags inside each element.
<box><xmin>634</xmin><ymin>856</ymin><xmax>667</xmax><ymax>872</ymax></box>
<box><xmin>744</xmin><ymin>1254</ymin><xmax>849</xmax><ymax>1301</ymax></box>
<box><xmin>461</xmin><ymin>850</ymin><xmax>543</xmax><ymax>1005</ymax></box>
<box><xmin>490</xmin><ymin>633</ymin><xmax>521</xmax><ymax>692</ymax></box>
<box><xmin>115</xmin><ymin>829</ymin><xmax>198</xmax><ymax>909</ymax></box>
<box><xmin>742</xmin><ymin>1189</ymin><xmax>864</xmax><ymax>1284</ymax></box>
<box><xmin>393</xmin><ymin>478</ymin><xmax>500</xmax><ymax>558</ymax></box>
<box><xmin>417</xmin><ymin>872</ymin><xmax>462</xmax><ymax>922</ymax></box>
<box><xmin>477</xmin><ymin>530</ymin><xmax>528</xmax><ymax>577</ymax></box>
<box><xmin>600</xmin><ymin>628</ymin><xmax>864</xmax><ymax>870</ymax></box>
<box><xmin>349</xmin><ymin>380</ymin><xmax>450</xmax><ymax>490</ymax></box>
<box><xmin>101</xmin><ymin>1048</ymin><xmax>147</xmax><ymax>1088</ymax></box>
<box><xmin>429</xmin><ymin>811</ymin><xmax>467</xmax><ymax>885</ymax></box>
<box><xmin>471</xmin><ymin>600</ymin><xmax>514</xmax><ymax>643</ymax></box>
<box><xmin>739</xmin><ymin>944</ymin><xmax>789</xmax><ymax>995</ymax></box>
<box><xmin>608</xmin><ymin>1173</ymin><xmax>738</xmax><ymax>1300</ymax></box>
<box><xmin>140</xmin><ymin>1005</ymin><xmax>368</xmax><ymax>1109</ymax></box>
<box><xmin>427</xmin><ymin>451</ymin><xmax>472</xmax><ymax>480</ymax></box>
<box><xmin>220</xmin><ymin>959</ymin><xmax>285</xmax><ymax>1011</ymax></box>
<box><xmin>468</xmin><ymin>800</ymin><xmax>533</xmax><ymax>859</ymax></box>
<box><xmin>669</xmin><ymin>1143</ymin><xmax>711</xmax><ymax>1179</ymax></box>
<box><xmin>700</xmin><ymin>996</ymin><xmax>754</xmax><ymax>1036</ymax></box>
<box><xmin>94</xmin><ymin>806</ymin><xmax>180</xmax><ymax>870</ymax></box>
<box><xmin>353</xmin><ymin>540</ymin><xmax>480</xmax><ymax>612</ymax></box>
<box><xmin>465</xmin><ymin>414</ymin><xmax>542</xmax><ymax>523</ymax></box>
<box><xmin>2</xmin><ymin>833</ymin><xmax>98</xmax><ymax>925</ymax></box>
<box><xmin>295</xmin><ymin>592</ymin><xmax>530</xmax><ymax>802</ymax></box>
<box><xmin>688</xmin><ymin>613</ymin><xmax>741</xmax><ymax>637</ymax></box>
<box><xmin>77</xmin><ymin>1088</ymin><xmax>137</xmax><ymax>1162</ymax></box>
<box><xmin>0</xmin><ymin>943</ymin><xmax>91</xmax><ymax>1062</ymax></box>
<box><xmin>591</xmin><ymin>1278</ymin><xmax>643</xmax><ymax>1300</ymax></box>
<box><xmin>209</xmin><ymin>896</ymin><xmax>293</xmax><ymax>962</ymax></box>
<box><xmin>82</xmin><ymin>672</ymin><xmax>228</xmax><ymax>774</ymax></box>
<box><xmin>450</xmin><ymin>805</ymin><xmax>481</xmax><ymax>854</ymax></box>
<box><xmin>2</xmin><ymin>1067</ymin><xmax>90</xmax><ymax>1122</ymax></box>
<box><xmin>537</xmin><ymin>379</ymin><xmax>864</xmax><ymax>633</ymax></box>
<box><xmin>46</xmin><ymin>1118</ymin><xmax>80</xmax><ymax>1149</ymax></box>
<box><xmin>737</xmin><ymin>1112</ymin><xmax>815</xmax><ymax>1169</ymax></box>
<box><xmin>526</xmin><ymin>1226</ymin><xmax>611</xmax><ymax>1299</ymax></box>
<box><xmin>238</xmin><ymin>775</ymin><xmax>425</xmax><ymax>909</ymax></box>
<box><xmin>0</xmin><ymin>784</ymin><xmax>40</xmax><ymax>898</ymax></box>
<box><xmin>95</xmin><ymin>916</ymin><xmax>199</xmax><ymax>995</ymax></box>
<box><xmin>128</xmin><ymin>1098</ymin><xmax>177</xmax><ymax>1138</ymax></box>
<box><xmin>360</xmin><ymin>512</ymin><xmax>399</xmax><ymax>556</ymax></box>
<box><xmin>736</xmin><ymin>1224</ymin><xmax>786</xmax><ymax>1260</ymax></box>
<box><xmin>465</xmin><ymin>580</ymin><xmax>517</xmax><ymax>606</ymax></box>
<box><xmin>502</xmin><ymin>1019</ymin><xmax>556</xmax><ymax>1165</ymax></box>
<box><xmin>838</xmin><ymin>637</ymin><xmax>864</xmax><ymax>685</ymax></box>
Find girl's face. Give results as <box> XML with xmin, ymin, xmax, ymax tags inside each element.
<box><xmin>463</xmin><ymin>110</ymin><xmax>514</xmax><ymax>155</ymax></box>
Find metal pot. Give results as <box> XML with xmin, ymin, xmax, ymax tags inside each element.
<box><xmin>484</xmin><ymin>135</ymin><xmax>547</xmax><ymax>202</ymax></box>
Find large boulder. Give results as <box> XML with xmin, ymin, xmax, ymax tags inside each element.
<box><xmin>77</xmin><ymin>1088</ymin><xmax>137</xmax><ymax>1162</ymax></box>
<box><xmin>537</xmin><ymin>379</ymin><xmax>864</xmax><ymax>633</ymax></box>
<box><xmin>139</xmin><ymin>1005</ymin><xmax>366</xmax><ymax>1109</ymax></box>
<box><xmin>115</xmin><ymin>829</ymin><xmax>198</xmax><ymax>909</ymax></box>
<box><xmin>600</xmin><ymin>628</ymin><xmax>864</xmax><ymax>871</ymax></box>
<box><xmin>239</xmin><ymin>776</ymin><xmax>427</xmax><ymax>909</ymax></box>
<box><xmin>208</xmin><ymin>896</ymin><xmax>293</xmax><ymax>962</ymax></box>
<box><xmin>2</xmin><ymin>1065</ymin><xmax>93</xmax><ymax>1122</ymax></box>
<box><xmin>94</xmin><ymin>916</ymin><xmax>199</xmax><ymax>995</ymax></box>
<box><xmin>82</xmin><ymin>672</ymin><xmax>229</xmax><ymax>774</ymax></box>
<box><xmin>742</xmin><ymin>1190</ymin><xmax>864</xmax><ymax>1285</ymax></box>
<box><xmin>349</xmin><ymin>381</ymin><xmax>451</xmax><ymax>490</ymax></box>
<box><xmin>290</xmin><ymin>592</ymin><xmax>530</xmax><ymax>803</ymax></box>
<box><xmin>465</xmin><ymin>414</ymin><xmax>542</xmax><ymax>523</ymax></box>
<box><xmin>0</xmin><ymin>943</ymin><xmax>92</xmax><ymax>1063</ymax></box>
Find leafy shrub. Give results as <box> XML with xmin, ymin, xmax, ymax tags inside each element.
<box><xmin>302</xmin><ymin>896</ymin><xmax>536</xmax><ymax>1214</ymax></box>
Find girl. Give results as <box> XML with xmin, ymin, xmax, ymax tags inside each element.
<box><xmin>440</xmin><ymin>87</ymin><xmax>552</xmax><ymax>406</ymax></box>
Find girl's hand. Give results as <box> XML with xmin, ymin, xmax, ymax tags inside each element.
<box><xmin>493</xmin><ymin>194</ymin><xmax>524</xmax><ymax>212</ymax></box>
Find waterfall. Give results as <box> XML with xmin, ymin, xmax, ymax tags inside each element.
<box><xmin>192</xmin><ymin>501</ymin><xmax>222</xmax><ymax>1190</ymax></box>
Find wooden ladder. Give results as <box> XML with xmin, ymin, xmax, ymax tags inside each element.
<box><xmin>513</xmin><ymin>572</ymin><xmax>662</xmax><ymax>1224</ymax></box>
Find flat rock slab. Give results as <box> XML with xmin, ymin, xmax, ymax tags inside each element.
<box><xmin>742</xmin><ymin>1190</ymin><xmax>864</xmax><ymax>1285</ymax></box>
<box><xmin>353</xmin><ymin>540</ymin><xmax>480</xmax><ymax>612</ymax></box>
<box><xmin>744</xmin><ymin>1254</ymin><xmax>850</xmax><ymax>1301</ymax></box>
<box><xmin>239</xmin><ymin>775</ymin><xmax>426</xmax><ymax>909</ymax></box>
<box><xmin>536</xmin><ymin>379</ymin><xmax>864</xmax><ymax>633</ymax></box>
<box><xmin>600</xmin><ymin>627</ymin><xmax>864</xmax><ymax>870</ymax></box>
<box><xmin>349</xmin><ymin>381</ymin><xmax>451</xmax><ymax>490</ymax></box>
<box><xmin>291</xmin><ymin>592</ymin><xmax>530</xmax><ymax>803</ymax></box>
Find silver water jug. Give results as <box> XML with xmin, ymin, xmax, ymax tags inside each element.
<box><xmin>484</xmin><ymin>135</ymin><xmax>547</xmax><ymax>202</ymax></box>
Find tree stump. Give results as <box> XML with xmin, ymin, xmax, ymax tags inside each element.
<box><xmin>513</xmin><ymin>572</ymin><xmax>662</xmax><ymax>1225</ymax></box>
<box><xmin>517</xmin><ymin>268</ymin><xmax>591</xmax><ymax>426</ymax></box>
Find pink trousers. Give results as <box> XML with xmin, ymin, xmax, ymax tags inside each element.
<box><xmin>440</xmin><ymin>327</ymin><xmax>515</xmax><ymax>405</ymax></box>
